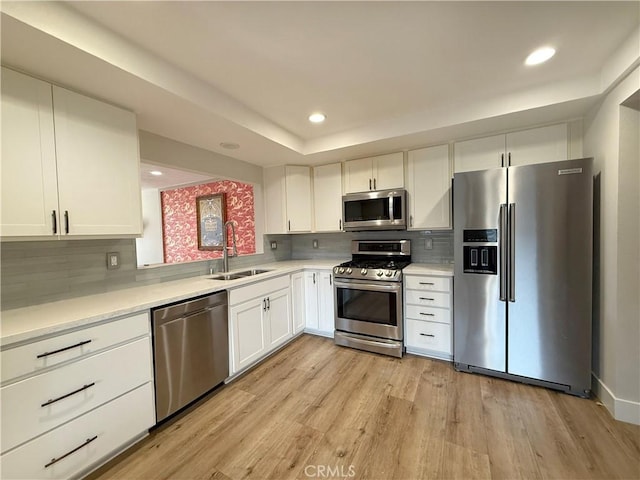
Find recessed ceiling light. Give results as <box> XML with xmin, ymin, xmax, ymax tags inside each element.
<box><xmin>308</xmin><ymin>113</ymin><xmax>326</xmax><ymax>124</ymax></box>
<box><xmin>220</xmin><ymin>142</ymin><xmax>240</xmax><ymax>150</ymax></box>
<box><xmin>525</xmin><ymin>47</ymin><xmax>556</xmax><ymax>66</ymax></box>
<box><xmin>149</xmin><ymin>170</ymin><xmax>163</xmax><ymax>176</ymax></box>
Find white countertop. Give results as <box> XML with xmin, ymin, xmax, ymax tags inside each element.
<box><xmin>0</xmin><ymin>259</ymin><xmax>345</xmax><ymax>347</ymax></box>
<box><xmin>404</xmin><ymin>263</ymin><xmax>454</xmax><ymax>276</ymax></box>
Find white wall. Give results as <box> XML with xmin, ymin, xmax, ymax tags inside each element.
<box><xmin>583</xmin><ymin>65</ymin><xmax>640</xmax><ymax>424</ymax></box>
<box><xmin>135</xmin><ymin>188</ymin><xmax>164</xmax><ymax>266</ymax></box>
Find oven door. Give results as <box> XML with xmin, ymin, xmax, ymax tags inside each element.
<box><xmin>334</xmin><ymin>279</ymin><xmax>403</xmax><ymax>341</ymax></box>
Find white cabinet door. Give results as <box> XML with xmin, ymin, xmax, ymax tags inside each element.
<box><xmin>317</xmin><ymin>271</ymin><xmax>335</xmax><ymax>336</ymax></box>
<box><xmin>266</xmin><ymin>287</ymin><xmax>292</xmax><ymax>350</ymax></box>
<box><xmin>343</xmin><ymin>157</ymin><xmax>373</xmax><ymax>194</ymax></box>
<box><xmin>304</xmin><ymin>271</ymin><xmax>320</xmax><ymax>330</ymax></box>
<box><xmin>230</xmin><ymin>297</ymin><xmax>267</xmax><ymax>374</ymax></box>
<box><xmin>454</xmin><ymin>134</ymin><xmax>505</xmax><ymax>173</ymax></box>
<box><xmin>290</xmin><ymin>272</ymin><xmax>305</xmax><ymax>334</ymax></box>
<box><xmin>506</xmin><ymin>124</ymin><xmax>568</xmax><ymax>166</ymax></box>
<box><xmin>407</xmin><ymin>145</ymin><xmax>451</xmax><ymax>229</ymax></box>
<box><xmin>263</xmin><ymin>166</ymin><xmax>286</xmax><ymax>234</ymax></box>
<box><xmin>53</xmin><ymin>86</ymin><xmax>142</xmax><ymax>236</ymax></box>
<box><xmin>313</xmin><ymin>163</ymin><xmax>343</xmax><ymax>232</ymax></box>
<box><xmin>373</xmin><ymin>152</ymin><xmax>404</xmax><ymax>191</ymax></box>
<box><xmin>1</xmin><ymin>68</ymin><xmax>59</xmax><ymax>237</ymax></box>
<box><xmin>284</xmin><ymin>165</ymin><xmax>312</xmax><ymax>232</ymax></box>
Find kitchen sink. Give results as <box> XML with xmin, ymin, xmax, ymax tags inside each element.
<box><xmin>209</xmin><ymin>269</ymin><xmax>273</xmax><ymax>281</ymax></box>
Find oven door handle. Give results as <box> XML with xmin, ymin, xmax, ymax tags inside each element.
<box><xmin>334</xmin><ymin>280</ymin><xmax>402</xmax><ymax>293</ymax></box>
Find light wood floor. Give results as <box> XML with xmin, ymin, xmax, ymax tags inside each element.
<box><xmin>89</xmin><ymin>334</ymin><xmax>640</xmax><ymax>480</ymax></box>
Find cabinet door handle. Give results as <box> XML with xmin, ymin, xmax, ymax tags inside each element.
<box><xmin>339</xmin><ymin>219</ymin><xmax>342</xmax><ymax>230</ymax></box>
<box><xmin>419</xmin><ymin>333</ymin><xmax>435</xmax><ymax>337</ymax></box>
<box><xmin>409</xmin><ymin>215</ymin><xmax>413</xmax><ymax>227</ymax></box>
<box><xmin>419</xmin><ymin>282</ymin><xmax>434</xmax><ymax>285</ymax></box>
<box><xmin>41</xmin><ymin>382</ymin><xmax>96</xmax><ymax>407</ymax></box>
<box><xmin>263</xmin><ymin>298</ymin><xmax>267</xmax><ymax>311</ymax></box>
<box><xmin>313</xmin><ymin>273</ymin><xmax>316</xmax><ymax>284</ymax></box>
<box><xmin>288</xmin><ymin>220</ymin><xmax>291</xmax><ymax>231</ymax></box>
<box><xmin>52</xmin><ymin>210</ymin><xmax>57</xmax><ymax>234</ymax></box>
<box><xmin>419</xmin><ymin>312</ymin><xmax>435</xmax><ymax>316</ymax></box>
<box><xmin>64</xmin><ymin>210</ymin><xmax>70</xmax><ymax>234</ymax></box>
<box><xmin>508</xmin><ymin>152</ymin><xmax>511</xmax><ymax>166</ymax></box>
<box><xmin>373</xmin><ymin>178</ymin><xmax>376</xmax><ymax>190</ymax></box>
<box><xmin>44</xmin><ymin>435</ymin><xmax>98</xmax><ymax>468</ymax></box>
<box><xmin>329</xmin><ymin>275</ymin><xmax>332</xmax><ymax>286</ymax></box>
<box><xmin>37</xmin><ymin>339</ymin><xmax>92</xmax><ymax>359</ymax></box>
<box><xmin>419</xmin><ymin>297</ymin><xmax>435</xmax><ymax>301</ymax></box>
<box><xmin>501</xmin><ymin>153</ymin><xmax>505</xmax><ymax>167</ymax></box>
<box><xmin>267</xmin><ymin>297</ymin><xmax>270</xmax><ymax>310</ymax></box>
<box><xmin>369</xmin><ymin>179</ymin><xmax>372</xmax><ymax>190</ymax></box>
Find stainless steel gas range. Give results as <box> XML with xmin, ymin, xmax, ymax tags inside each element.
<box><xmin>333</xmin><ymin>240</ymin><xmax>411</xmax><ymax>358</ymax></box>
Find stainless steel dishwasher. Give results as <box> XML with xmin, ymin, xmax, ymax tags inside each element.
<box><xmin>152</xmin><ymin>291</ymin><xmax>228</xmax><ymax>423</ymax></box>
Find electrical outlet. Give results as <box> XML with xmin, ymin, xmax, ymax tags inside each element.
<box><xmin>312</xmin><ymin>239</ymin><xmax>319</xmax><ymax>249</ymax></box>
<box><xmin>425</xmin><ymin>238</ymin><xmax>433</xmax><ymax>250</ymax></box>
<box><xmin>106</xmin><ymin>252</ymin><xmax>120</xmax><ymax>270</ymax></box>
<box><xmin>270</xmin><ymin>241</ymin><xmax>277</xmax><ymax>250</ymax></box>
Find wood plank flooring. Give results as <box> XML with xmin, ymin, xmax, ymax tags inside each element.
<box><xmin>88</xmin><ymin>334</ymin><xmax>640</xmax><ymax>480</ymax></box>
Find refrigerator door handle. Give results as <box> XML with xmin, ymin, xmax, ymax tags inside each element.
<box><xmin>508</xmin><ymin>203</ymin><xmax>516</xmax><ymax>302</ymax></box>
<box><xmin>499</xmin><ymin>203</ymin><xmax>508</xmax><ymax>301</ymax></box>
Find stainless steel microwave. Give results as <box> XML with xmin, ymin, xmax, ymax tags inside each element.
<box><xmin>342</xmin><ymin>189</ymin><xmax>407</xmax><ymax>231</ymax></box>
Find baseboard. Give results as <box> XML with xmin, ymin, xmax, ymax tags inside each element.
<box><xmin>592</xmin><ymin>373</ymin><xmax>640</xmax><ymax>425</ymax></box>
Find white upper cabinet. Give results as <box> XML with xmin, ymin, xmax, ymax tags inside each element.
<box><xmin>344</xmin><ymin>152</ymin><xmax>404</xmax><ymax>193</ymax></box>
<box><xmin>1</xmin><ymin>68</ymin><xmax>143</xmax><ymax>239</ymax></box>
<box><xmin>407</xmin><ymin>144</ymin><xmax>451</xmax><ymax>230</ymax></box>
<box><xmin>453</xmin><ymin>124</ymin><xmax>569</xmax><ymax>173</ymax></box>
<box><xmin>313</xmin><ymin>163</ymin><xmax>343</xmax><ymax>232</ymax></box>
<box><xmin>264</xmin><ymin>165</ymin><xmax>312</xmax><ymax>233</ymax></box>
<box><xmin>1</xmin><ymin>68</ymin><xmax>59</xmax><ymax>237</ymax></box>
<box><xmin>53</xmin><ymin>86</ymin><xmax>142</xmax><ymax>236</ymax></box>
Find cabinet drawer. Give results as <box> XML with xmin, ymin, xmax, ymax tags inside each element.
<box><xmin>405</xmin><ymin>319</ymin><xmax>451</xmax><ymax>355</ymax></box>
<box><xmin>405</xmin><ymin>305</ymin><xmax>451</xmax><ymax>325</ymax></box>
<box><xmin>405</xmin><ymin>290</ymin><xmax>450</xmax><ymax>308</ymax></box>
<box><xmin>229</xmin><ymin>275</ymin><xmax>290</xmax><ymax>305</ymax></box>
<box><xmin>1</xmin><ymin>382</ymin><xmax>154</xmax><ymax>480</ymax></box>
<box><xmin>405</xmin><ymin>276</ymin><xmax>451</xmax><ymax>292</ymax></box>
<box><xmin>1</xmin><ymin>311</ymin><xmax>150</xmax><ymax>383</ymax></box>
<box><xmin>1</xmin><ymin>337</ymin><xmax>152</xmax><ymax>454</ymax></box>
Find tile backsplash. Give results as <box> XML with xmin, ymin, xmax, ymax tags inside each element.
<box><xmin>0</xmin><ymin>230</ymin><xmax>451</xmax><ymax>310</ymax></box>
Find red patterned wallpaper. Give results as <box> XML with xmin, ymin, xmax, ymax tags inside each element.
<box><xmin>161</xmin><ymin>180</ymin><xmax>256</xmax><ymax>263</ymax></box>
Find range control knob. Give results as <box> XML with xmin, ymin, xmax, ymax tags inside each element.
<box><xmin>338</xmin><ymin>267</ymin><xmax>345</xmax><ymax>274</ymax></box>
<box><xmin>385</xmin><ymin>270</ymin><xmax>393</xmax><ymax>277</ymax></box>
<box><xmin>376</xmin><ymin>270</ymin><xmax>384</xmax><ymax>277</ymax></box>
<box><xmin>346</xmin><ymin>268</ymin><xmax>353</xmax><ymax>274</ymax></box>
<box><xmin>333</xmin><ymin>267</ymin><xmax>339</xmax><ymax>274</ymax></box>
<box><xmin>361</xmin><ymin>268</ymin><xmax>368</xmax><ymax>275</ymax></box>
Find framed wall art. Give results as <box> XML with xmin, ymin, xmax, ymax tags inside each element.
<box><xmin>196</xmin><ymin>193</ymin><xmax>226</xmax><ymax>250</ymax></box>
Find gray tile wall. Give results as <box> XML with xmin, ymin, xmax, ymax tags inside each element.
<box><xmin>0</xmin><ymin>235</ymin><xmax>292</xmax><ymax>310</ymax></box>
<box><xmin>290</xmin><ymin>230</ymin><xmax>454</xmax><ymax>264</ymax></box>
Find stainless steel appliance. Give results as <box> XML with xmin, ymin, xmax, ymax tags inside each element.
<box><xmin>152</xmin><ymin>291</ymin><xmax>229</xmax><ymax>422</ymax></box>
<box><xmin>342</xmin><ymin>189</ymin><xmax>407</xmax><ymax>231</ymax></box>
<box><xmin>453</xmin><ymin>158</ymin><xmax>593</xmax><ymax>397</ymax></box>
<box><xmin>334</xmin><ymin>240</ymin><xmax>411</xmax><ymax>357</ymax></box>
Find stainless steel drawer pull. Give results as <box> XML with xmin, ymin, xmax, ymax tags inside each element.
<box><xmin>41</xmin><ymin>382</ymin><xmax>96</xmax><ymax>407</ymax></box>
<box><xmin>37</xmin><ymin>339</ymin><xmax>92</xmax><ymax>358</ymax></box>
<box><xmin>44</xmin><ymin>435</ymin><xmax>98</xmax><ymax>468</ymax></box>
<box><xmin>419</xmin><ymin>333</ymin><xmax>435</xmax><ymax>337</ymax></box>
<box><xmin>419</xmin><ymin>312</ymin><xmax>435</xmax><ymax>316</ymax></box>
<box><xmin>419</xmin><ymin>297</ymin><xmax>435</xmax><ymax>301</ymax></box>
<box><xmin>419</xmin><ymin>282</ymin><xmax>435</xmax><ymax>285</ymax></box>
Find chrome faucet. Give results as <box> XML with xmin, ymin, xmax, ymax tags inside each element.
<box><xmin>222</xmin><ymin>220</ymin><xmax>238</xmax><ymax>272</ymax></box>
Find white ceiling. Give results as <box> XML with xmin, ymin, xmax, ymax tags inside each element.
<box><xmin>140</xmin><ymin>162</ymin><xmax>216</xmax><ymax>190</ymax></box>
<box><xmin>1</xmin><ymin>1</ymin><xmax>638</xmax><ymax>168</ymax></box>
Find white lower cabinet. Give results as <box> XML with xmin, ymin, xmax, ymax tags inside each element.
<box><xmin>303</xmin><ymin>269</ymin><xmax>335</xmax><ymax>337</ymax></box>
<box><xmin>0</xmin><ymin>311</ymin><xmax>154</xmax><ymax>479</ymax></box>
<box><xmin>228</xmin><ymin>275</ymin><xmax>292</xmax><ymax>375</ymax></box>
<box><xmin>404</xmin><ymin>275</ymin><xmax>453</xmax><ymax>360</ymax></box>
<box><xmin>290</xmin><ymin>272</ymin><xmax>306</xmax><ymax>334</ymax></box>
<box><xmin>1</xmin><ymin>383</ymin><xmax>154</xmax><ymax>480</ymax></box>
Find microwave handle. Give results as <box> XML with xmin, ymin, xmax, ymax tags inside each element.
<box><xmin>389</xmin><ymin>195</ymin><xmax>394</xmax><ymax>221</ymax></box>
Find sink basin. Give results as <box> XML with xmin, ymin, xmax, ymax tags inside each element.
<box><xmin>209</xmin><ymin>269</ymin><xmax>272</xmax><ymax>281</ymax></box>
<box><xmin>209</xmin><ymin>273</ymin><xmax>248</xmax><ymax>281</ymax></box>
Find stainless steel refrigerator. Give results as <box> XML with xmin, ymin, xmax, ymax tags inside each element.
<box><xmin>453</xmin><ymin>158</ymin><xmax>593</xmax><ymax>397</ymax></box>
